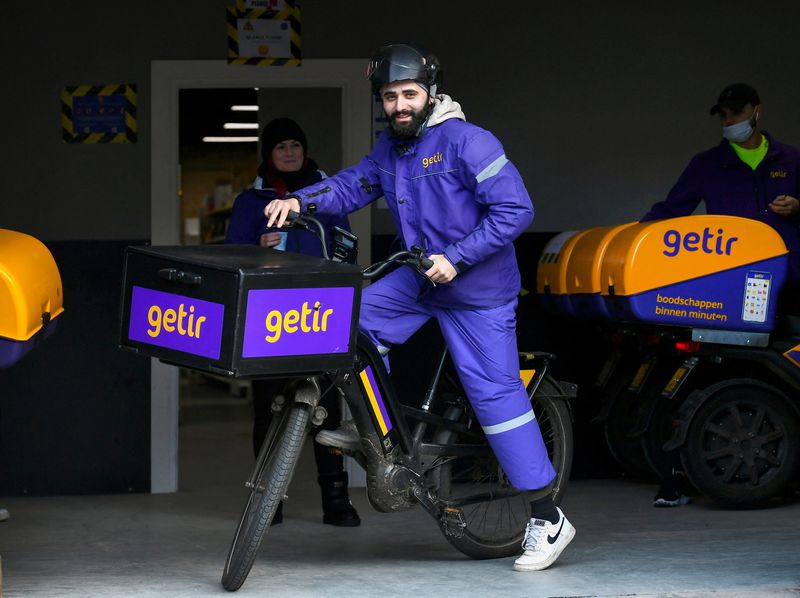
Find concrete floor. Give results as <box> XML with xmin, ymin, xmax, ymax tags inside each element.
<box><xmin>1</xmin><ymin>383</ymin><xmax>800</xmax><ymax>598</ymax></box>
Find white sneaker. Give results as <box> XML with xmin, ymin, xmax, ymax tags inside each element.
<box><xmin>315</xmin><ymin>420</ymin><xmax>360</xmax><ymax>451</ymax></box>
<box><xmin>0</xmin><ymin>508</ymin><xmax>9</xmax><ymax>522</ymax></box>
<box><xmin>513</xmin><ymin>507</ymin><xmax>575</xmax><ymax>571</ymax></box>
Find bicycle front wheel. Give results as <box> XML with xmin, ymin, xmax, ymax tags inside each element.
<box><xmin>221</xmin><ymin>402</ymin><xmax>311</xmax><ymax>591</ymax></box>
<box><xmin>436</xmin><ymin>376</ymin><xmax>573</xmax><ymax>560</ymax></box>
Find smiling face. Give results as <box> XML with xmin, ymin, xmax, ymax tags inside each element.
<box><xmin>380</xmin><ymin>80</ymin><xmax>432</xmax><ymax>138</ymax></box>
<box><xmin>270</xmin><ymin>139</ymin><xmax>304</xmax><ymax>172</ymax></box>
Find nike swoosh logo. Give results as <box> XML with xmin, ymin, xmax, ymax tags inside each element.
<box><xmin>547</xmin><ymin>519</ymin><xmax>565</xmax><ymax>544</ymax></box>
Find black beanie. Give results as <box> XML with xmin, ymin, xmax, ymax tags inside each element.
<box><xmin>260</xmin><ymin>117</ymin><xmax>308</xmax><ymax>161</ymax></box>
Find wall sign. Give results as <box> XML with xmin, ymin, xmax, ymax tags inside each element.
<box><xmin>226</xmin><ymin>1</ymin><xmax>301</xmax><ymax>66</ymax></box>
<box><xmin>61</xmin><ymin>84</ymin><xmax>137</xmax><ymax>144</ymax></box>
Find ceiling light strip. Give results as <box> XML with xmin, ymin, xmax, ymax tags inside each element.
<box><xmin>223</xmin><ymin>123</ymin><xmax>259</xmax><ymax>130</ymax></box>
<box><xmin>202</xmin><ymin>136</ymin><xmax>259</xmax><ymax>143</ymax></box>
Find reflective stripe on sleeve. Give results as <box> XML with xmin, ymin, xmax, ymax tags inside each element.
<box><xmin>481</xmin><ymin>409</ymin><xmax>535</xmax><ymax>435</ymax></box>
<box><xmin>475</xmin><ymin>154</ymin><xmax>509</xmax><ymax>183</ymax></box>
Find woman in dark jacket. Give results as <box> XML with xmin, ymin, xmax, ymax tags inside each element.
<box><xmin>226</xmin><ymin>117</ymin><xmax>359</xmax><ymax>526</ymax></box>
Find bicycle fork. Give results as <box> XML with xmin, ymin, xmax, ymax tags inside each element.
<box><xmin>245</xmin><ymin>377</ymin><xmax>324</xmax><ymax>493</ymax></box>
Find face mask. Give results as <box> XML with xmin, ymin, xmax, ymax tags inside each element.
<box><xmin>722</xmin><ymin>108</ymin><xmax>758</xmax><ymax>143</ymax></box>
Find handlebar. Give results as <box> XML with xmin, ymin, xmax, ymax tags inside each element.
<box><xmin>283</xmin><ymin>210</ymin><xmax>330</xmax><ymax>260</ymax></box>
<box><xmin>362</xmin><ymin>249</ymin><xmax>434</xmax><ymax>280</ymax></box>
<box><xmin>283</xmin><ymin>211</ymin><xmax>434</xmax><ymax>280</ymax></box>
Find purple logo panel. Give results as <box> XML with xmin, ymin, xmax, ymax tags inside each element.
<box><xmin>128</xmin><ymin>286</ymin><xmax>224</xmax><ymax>359</ymax></box>
<box><xmin>242</xmin><ymin>287</ymin><xmax>355</xmax><ymax>358</ymax></box>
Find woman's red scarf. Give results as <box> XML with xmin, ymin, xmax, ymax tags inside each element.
<box><xmin>260</xmin><ymin>157</ymin><xmax>311</xmax><ymax>198</ymax></box>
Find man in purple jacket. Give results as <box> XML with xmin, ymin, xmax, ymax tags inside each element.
<box><xmin>642</xmin><ymin>84</ymin><xmax>800</xmax><ymax>508</ymax></box>
<box><xmin>265</xmin><ymin>43</ymin><xmax>574</xmax><ymax>571</ymax></box>
<box><xmin>642</xmin><ymin>84</ymin><xmax>800</xmax><ymax>290</ymax></box>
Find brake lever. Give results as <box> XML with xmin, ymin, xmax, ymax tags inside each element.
<box><xmin>283</xmin><ymin>210</ymin><xmax>303</xmax><ymax>228</ymax></box>
<box><xmin>290</xmin><ymin>220</ymin><xmax>311</xmax><ymax>232</ymax></box>
<box><xmin>414</xmin><ymin>258</ymin><xmax>437</xmax><ymax>286</ymax></box>
<box><xmin>409</xmin><ymin>245</ymin><xmax>436</xmax><ymax>286</ymax></box>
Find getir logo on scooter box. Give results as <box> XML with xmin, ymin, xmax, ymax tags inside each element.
<box><xmin>128</xmin><ymin>286</ymin><xmax>225</xmax><ymax>359</ymax></box>
<box><xmin>599</xmin><ymin>215</ymin><xmax>789</xmax><ymax>297</ymax></box>
<box><xmin>241</xmin><ymin>287</ymin><xmax>354</xmax><ymax>358</ymax></box>
<box><xmin>661</xmin><ymin>227</ymin><xmax>738</xmax><ymax>257</ymax></box>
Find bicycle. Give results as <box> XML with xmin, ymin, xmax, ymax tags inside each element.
<box><xmin>219</xmin><ymin>213</ymin><xmax>575</xmax><ymax>591</ymax></box>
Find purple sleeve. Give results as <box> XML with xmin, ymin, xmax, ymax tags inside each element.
<box><xmin>641</xmin><ymin>156</ymin><xmax>703</xmax><ymax>222</ymax></box>
<box><xmin>292</xmin><ymin>156</ymin><xmax>383</xmax><ymax>215</ymax></box>
<box><xmin>444</xmin><ymin>131</ymin><xmax>534</xmax><ymax>271</ymax></box>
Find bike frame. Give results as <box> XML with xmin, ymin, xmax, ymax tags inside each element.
<box><xmin>328</xmin><ymin>332</ymin><xmax>558</xmax><ymax>514</ymax></box>
<box><xmin>122</xmin><ymin>213</ymin><xmax>577</xmax><ymax>590</ymax></box>
<box><xmin>252</xmin><ymin>214</ymin><xmax>565</xmax><ymax>521</ymax></box>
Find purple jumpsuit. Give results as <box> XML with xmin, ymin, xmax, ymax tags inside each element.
<box><xmin>290</xmin><ymin>98</ymin><xmax>556</xmax><ymax>490</ymax></box>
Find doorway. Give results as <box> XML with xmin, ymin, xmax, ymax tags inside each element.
<box><xmin>150</xmin><ymin>59</ymin><xmax>370</xmax><ymax>492</ymax></box>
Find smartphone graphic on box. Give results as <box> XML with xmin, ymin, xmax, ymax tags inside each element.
<box><xmin>741</xmin><ymin>270</ymin><xmax>771</xmax><ymax>323</ymax></box>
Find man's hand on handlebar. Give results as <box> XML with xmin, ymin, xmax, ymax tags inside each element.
<box><xmin>424</xmin><ymin>254</ymin><xmax>458</xmax><ymax>284</ymax></box>
<box><xmin>265</xmin><ymin>197</ymin><xmax>301</xmax><ymax>228</ymax></box>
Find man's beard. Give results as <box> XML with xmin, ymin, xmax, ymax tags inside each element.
<box><xmin>389</xmin><ymin>102</ymin><xmax>432</xmax><ymax>139</ymax></box>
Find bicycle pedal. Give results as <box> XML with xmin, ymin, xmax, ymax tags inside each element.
<box><xmin>441</xmin><ymin>506</ymin><xmax>466</xmax><ymax>538</ymax></box>
<box><xmin>311</xmin><ymin>405</ymin><xmax>328</xmax><ymax>426</ymax></box>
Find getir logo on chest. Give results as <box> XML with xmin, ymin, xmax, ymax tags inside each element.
<box><xmin>242</xmin><ymin>287</ymin><xmax>355</xmax><ymax>358</ymax></box>
<box><xmin>662</xmin><ymin>227</ymin><xmax>739</xmax><ymax>257</ymax></box>
<box><xmin>422</xmin><ymin>152</ymin><xmax>443</xmax><ymax>168</ymax></box>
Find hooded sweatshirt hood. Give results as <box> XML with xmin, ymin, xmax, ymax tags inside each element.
<box><xmin>427</xmin><ymin>94</ymin><xmax>465</xmax><ymax>127</ymax></box>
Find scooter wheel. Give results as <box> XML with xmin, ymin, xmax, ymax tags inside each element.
<box><xmin>680</xmin><ymin>381</ymin><xmax>800</xmax><ymax>508</ymax></box>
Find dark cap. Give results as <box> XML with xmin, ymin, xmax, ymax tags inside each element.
<box><xmin>709</xmin><ymin>83</ymin><xmax>761</xmax><ymax>115</ymax></box>
<box><xmin>260</xmin><ymin>117</ymin><xmax>307</xmax><ymax>161</ymax></box>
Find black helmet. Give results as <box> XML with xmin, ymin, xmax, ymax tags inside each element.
<box><xmin>367</xmin><ymin>43</ymin><xmax>441</xmax><ymax>95</ymax></box>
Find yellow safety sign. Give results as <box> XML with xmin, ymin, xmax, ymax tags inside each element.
<box><xmin>227</xmin><ymin>1</ymin><xmax>301</xmax><ymax>66</ymax></box>
<box><xmin>61</xmin><ymin>84</ymin><xmax>136</xmax><ymax>144</ymax></box>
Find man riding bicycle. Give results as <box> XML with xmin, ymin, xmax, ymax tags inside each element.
<box><xmin>265</xmin><ymin>42</ymin><xmax>575</xmax><ymax>571</ymax></box>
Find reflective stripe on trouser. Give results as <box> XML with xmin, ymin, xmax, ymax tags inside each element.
<box><xmin>359</xmin><ymin>267</ymin><xmax>557</xmax><ymax>490</ymax></box>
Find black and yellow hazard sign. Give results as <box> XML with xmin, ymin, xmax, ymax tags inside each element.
<box><xmin>61</xmin><ymin>84</ymin><xmax>137</xmax><ymax>144</ymax></box>
<box><xmin>226</xmin><ymin>1</ymin><xmax>301</xmax><ymax>66</ymax></box>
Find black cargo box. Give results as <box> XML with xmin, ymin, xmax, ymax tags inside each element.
<box><xmin>119</xmin><ymin>245</ymin><xmax>362</xmax><ymax>378</ymax></box>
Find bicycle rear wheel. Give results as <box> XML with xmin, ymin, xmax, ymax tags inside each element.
<box><xmin>221</xmin><ymin>402</ymin><xmax>311</xmax><ymax>591</ymax></box>
<box><xmin>435</xmin><ymin>376</ymin><xmax>573</xmax><ymax>560</ymax></box>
